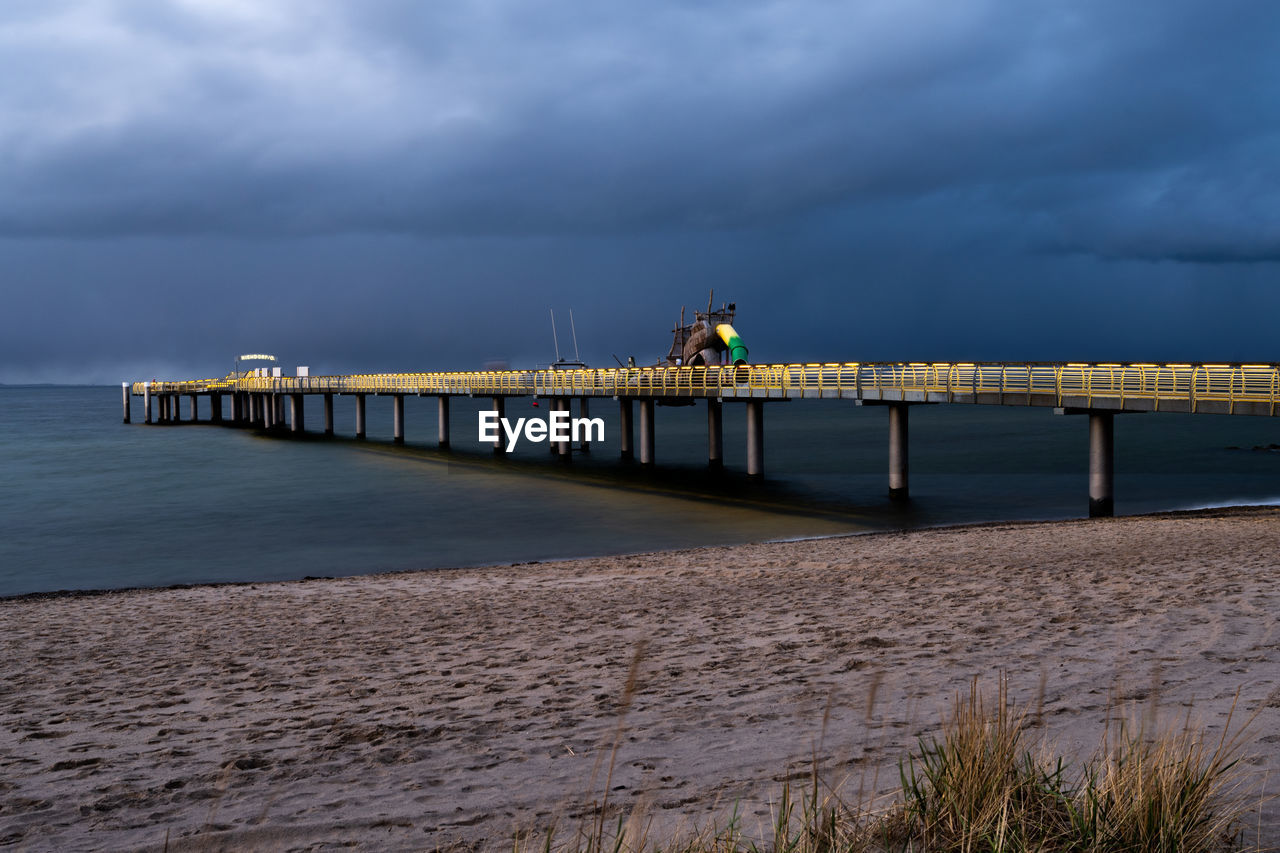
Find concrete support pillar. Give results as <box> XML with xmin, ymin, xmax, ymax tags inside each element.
<box><xmin>393</xmin><ymin>395</ymin><xmax>405</xmax><ymax>444</ymax></box>
<box><xmin>251</xmin><ymin>394</ymin><xmax>261</xmax><ymax>427</ymax></box>
<box><xmin>171</xmin><ymin>395</ymin><xmax>181</xmax><ymax>423</ymax></box>
<box><xmin>707</xmin><ymin>399</ymin><xmax>723</xmax><ymax>468</ymax></box>
<box><xmin>492</xmin><ymin>397</ymin><xmax>506</xmax><ymax>453</ymax></box>
<box><xmin>888</xmin><ymin>403</ymin><xmax>909</xmax><ymax>500</ymax></box>
<box><xmin>639</xmin><ymin>399</ymin><xmax>655</xmax><ymax>465</ymax></box>
<box><xmin>355</xmin><ymin>394</ymin><xmax>367</xmax><ymax>439</ymax></box>
<box><xmin>144</xmin><ymin>385</ymin><xmax>152</xmax><ymax>424</ymax></box>
<box><xmin>437</xmin><ymin>396</ymin><xmax>450</xmax><ymax>448</ymax></box>
<box><xmin>746</xmin><ymin>400</ymin><xmax>764</xmax><ymax>478</ymax></box>
<box><xmin>274</xmin><ymin>394</ymin><xmax>284</xmax><ymax>426</ymax></box>
<box><xmin>618</xmin><ymin>399</ymin><xmax>634</xmax><ymax>460</ymax></box>
<box><xmin>291</xmin><ymin>394</ymin><xmax>304</xmax><ymax>434</ymax></box>
<box><xmin>323</xmin><ymin>393</ymin><xmax>334</xmax><ymax>436</ymax></box>
<box><xmin>188</xmin><ymin>394</ymin><xmax>198</xmax><ymax>422</ymax></box>
<box><xmin>578</xmin><ymin>397</ymin><xmax>590</xmax><ymax>453</ymax></box>
<box><xmin>549</xmin><ymin>399</ymin><xmax>562</xmax><ymax>454</ymax></box>
<box><xmin>263</xmin><ymin>395</ymin><xmax>273</xmax><ymax>430</ymax></box>
<box><xmin>231</xmin><ymin>393</ymin><xmax>240</xmax><ymax>424</ymax></box>
<box><xmin>558</xmin><ymin>399</ymin><xmax>571</xmax><ymax>457</ymax></box>
<box><xmin>211</xmin><ymin>393</ymin><xmax>222</xmax><ymax>423</ymax></box>
<box><xmin>122</xmin><ymin>383</ymin><xmax>131</xmax><ymax>424</ymax></box>
<box><xmin>1089</xmin><ymin>411</ymin><xmax>1115</xmax><ymax>518</ymax></box>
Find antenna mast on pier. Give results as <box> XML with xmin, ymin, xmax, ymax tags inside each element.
<box><xmin>569</xmin><ymin>310</ymin><xmax>581</xmax><ymax>362</ymax></box>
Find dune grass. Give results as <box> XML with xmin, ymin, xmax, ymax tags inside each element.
<box><xmin>518</xmin><ymin>677</ymin><xmax>1261</xmax><ymax>853</ymax></box>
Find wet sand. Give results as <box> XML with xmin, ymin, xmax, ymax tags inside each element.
<box><xmin>2</xmin><ymin>508</ymin><xmax>1278</xmax><ymax>851</ymax></box>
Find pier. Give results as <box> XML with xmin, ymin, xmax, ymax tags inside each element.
<box><xmin>126</xmin><ymin>362</ymin><xmax>1280</xmax><ymax>518</ymax></box>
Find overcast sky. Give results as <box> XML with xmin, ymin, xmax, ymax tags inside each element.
<box><xmin>2</xmin><ymin>0</ymin><xmax>1278</xmax><ymax>383</ymax></box>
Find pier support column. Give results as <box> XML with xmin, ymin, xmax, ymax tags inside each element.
<box><xmin>122</xmin><ymin>383</ymin><xmax>131</xmax><ymax>424</ymax></box>
<box><xmin>323</xmin><ymin>393</ymin><xmax>333</xmax><ymax>436</ymax></box>
<box><xmin>558</xmin><ymin>399</ymin><xmax>571</xmax><ymax>457</ymax></box>
<box><xmin>144</xmin><ymin>384</ymin><xmax>152</xmax><ymax>424</ymax></box>
<box><xmin>291</xmin><ymin>394</ymin><xmax>304</xmax><ymax>434</ymax></box>
<box><xmin>188</xmin><ymin>394</ymin><xmax>198</xmax><ymax>422</ymax></box>
<box><xmin>639</xmin><ymin>399</ymin><xmax>655</xmax><ymax>465</ymax></box>
<box><xmin>393</xmin><ymin>395</ymin><xmax>404</xmax><ymax>444</ymax></box>
<box><xmin>618</xmin><ymin>399</ymin><xmax>633</xmax><ymax>460</ymax></box>
<box><xmin>263</xmin><ymin>395</ymin><xmax>273</xmax><ymax>430</ymax></box>
<box><xmin>707</xmin><ymin>399</ymin><xmax>723</xmax><ymax>469</ymax></box>
<box><xmin>1089</xmin><ymin>411</ymin><xmax>1115</xmax><ymax>518</ymax></box>
<box><xmin>548</xmin><ymin>399</ymin><xmax>561</xmax><ymax>455</ymax></box>
<box><xmin>171</xmin><ymin>395</ymin><xmax>181</xmax><ymax>423</ymax></box>
<box><xmin>437</xmin><ymin>397</ymin><xmax>450</xmax><ymax>448</ymax></box>
<box><xmin>211</xmin><ymin>393</ymin><xmax>222</xmax><ymax>423</ymax></box>
<box><xmin>252</xmin><ymin>394</ymin><xmax>263</xmax><ymax>427</ymax></box>
<box><xmin>355</xmin><ymin>394</ymin><xmax>366</xmax><ymax>439</ymax></box>
<box><xmin>231</xmin><ymin>393</ymin><xmax>240</xmax><ymax>424</ymax></box>
<box><xmin>492</xmin><ymin>397</ymin><xmax>506</xmax><ymax>453</ymax></box>
<box><xmin>274</xmin><ymin>394</ymin><xmax>284</xmax><ymax>427</ymax></box>
<box><xmin>577</xmin><ymin>398</ymin><xmax>590</xmax><ymax>453</ymax></box>
<box><xmin>746</xmin><ymin>400</ymin><xmax>764</xmax><ymax>478</ymax></box>
<box><xmin>888</xmin><ymin>403</ymin><xmax>909</xmax><ymax>500</ymax></box>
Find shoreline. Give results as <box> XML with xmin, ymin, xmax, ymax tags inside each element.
<box><xmin>4</xmin><ymin>503</ymin><xmax>1276</xmax><ymax>604</ymax></box>
<box><xmin>2</xmin><ymin>507</ymin><xmax>1278</xmax><ymax>850</ymax></box>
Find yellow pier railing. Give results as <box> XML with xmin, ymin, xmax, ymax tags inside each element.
<box><xmin>132</xmin><ymin>361</ymin><xmax>1280</xmax><ymax>417</ymax></box>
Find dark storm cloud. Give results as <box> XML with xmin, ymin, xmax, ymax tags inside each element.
<box><xmin>2</xmin><ymin>0</ymin><xmax>1279</xmax><ymax>383</ymax></box>
<box><xmin>3</xmin><ymin>1</ymin><xmax>1277</xmax><ymax>258</ymax></box>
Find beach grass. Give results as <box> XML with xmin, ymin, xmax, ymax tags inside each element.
<box><xmin>519</xmin><ymin>677</ymin><xmax>1260</xmax><ymax>853</ymax></box>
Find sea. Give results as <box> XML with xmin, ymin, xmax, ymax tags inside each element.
<box><xmin>2</xmin><ymin>385</ymin><xmax>1278</xmax><ymax>597</ymax></box>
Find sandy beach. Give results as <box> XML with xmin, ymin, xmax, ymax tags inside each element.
<box><xmin>2</xmin><ymin>507</ymin><xmax>1278</xmax><ymax>851</ymax></box>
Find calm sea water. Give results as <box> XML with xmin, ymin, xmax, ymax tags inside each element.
<box><xmin>2</xmin><ymin>385</ymin><xmax>1278</xmax><ymax>596</ymax></box>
